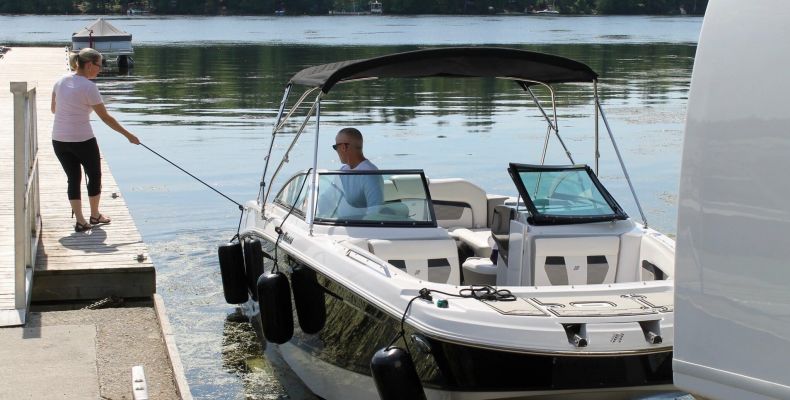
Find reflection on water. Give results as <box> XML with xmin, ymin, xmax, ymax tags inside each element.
<box><xmin>107</xmin><ymin>44</ymin><xmax>694</xmax><ymax>122</ymax></box>
<box><xmin>92</xmin><ymin>42</ymin><xmax>695</xmax><ymax>398</ymax></box>
<box><xmin>221</xmin><ymin>311</ymin><xmax>293</xmax><ymax>400</ymax></box>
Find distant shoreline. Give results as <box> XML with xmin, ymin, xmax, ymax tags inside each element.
<box><xmin>0</xmin><ymin>0</ymin><xmax>707</xmax><ymax>16</ymax></box>
<box><xmin>0</xmin><ymin>14</ymin><xmax>703</xmax><ymax>47</ymax></box>
<box><xmin>0</xmin><ymin>12</ymin><xmax>705</xmax><ymax>16</ymax></box>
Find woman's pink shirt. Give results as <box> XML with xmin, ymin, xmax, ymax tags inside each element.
<box><xmin>52</xmin><ymin>74</ymin><xmax>103</xmax><ymax>142</ymax></box>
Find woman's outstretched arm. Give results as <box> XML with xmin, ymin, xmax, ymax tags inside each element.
<box><xmin>92</xmin><ymin>103</ymin><xmax>140</xmax><ymax>144</ymax></box>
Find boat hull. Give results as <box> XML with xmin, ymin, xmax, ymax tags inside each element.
<box><xmin>245</xmin><ymin>234</ymin><xmax>674</xmax><ymax>399</ymax></box>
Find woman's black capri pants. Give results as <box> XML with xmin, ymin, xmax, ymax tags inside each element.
<box><xmin>52</xmin><ymin>138</ymin><xmax>102</xmax><ymax>200</ymax></box>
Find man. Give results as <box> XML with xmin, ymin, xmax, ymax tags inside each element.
<box><xmin>327</xmin><ymin>128</ymin><xmax>383</xmax><ymax>217</ymax></box>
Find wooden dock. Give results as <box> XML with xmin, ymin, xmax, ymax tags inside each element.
<box><xmin>0</xmin><ymin>47</ymin><xmax>191</xmax><ymax>399</ymax></box>
<box><xmin>0</xmin><ymin>47</ymin><xmax>154</xmax><ymax>309</ymax></box>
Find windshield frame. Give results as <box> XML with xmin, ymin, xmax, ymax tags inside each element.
<box><xmin>310</xmin><ymin>169</ymin><xmax>438</xmax><ymax>228</ymax></box>
<box><xmin>508</xmin><ymin>163</ymin><xmax>628</xmax><ymax>225</ymax></box>
<box><xmin>273</xmin><ymin>172</ymin><xmax>310</xmax><ymax>219</ymax></box>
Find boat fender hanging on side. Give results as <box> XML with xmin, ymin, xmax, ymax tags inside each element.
<box><xmin>290</xmin><ymin>264</ymin><xmax>326</xmax><ymax>334</ymax></box>
<box><xmin>243</xmin><ymin>238</ymin><xmax>265</xmax><ymax>301</ymax></box>
<box><xmin>370</xmin><ymin>346</ymin><xmax>426</xmax><ymax>400</ymax></box>
<box><xmin>217</xmin><ymin>241</ymin><xmax>248</xmax><ymax>304</ymax></box>
<box><xmin>257</xmin><ymin>272</ymin><xmax>294</xmax><ymax>344</ymax></box>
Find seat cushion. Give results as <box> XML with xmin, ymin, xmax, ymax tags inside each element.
<box><xmin>462</xmin><ymin>257</ymin><xmax>497</xmax><ymax>286</ymax></box>
<box><xmin>450</xmin><ymin>228</ymin><xmax>493</xmax><ymax>258</ymax></box>
<box><xmin>429</xmin><ymin>178</ymin><xmax>488</xmax><ymax>229</ymax></box>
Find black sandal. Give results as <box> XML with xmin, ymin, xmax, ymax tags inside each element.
<box><xmin>75</xmin><ymin>221</ymin><xmax>93</xmax><ymax>232</ymax></box>
<box><xmin>90</xmin><ymin>214</ymin><xmax>111</xmax><ymax>225</ymax></box>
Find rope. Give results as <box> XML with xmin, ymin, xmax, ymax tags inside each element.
<box><xmin>82</xmin><ymin>295</ymin><xmax>124</xmax><ymax>310</ymax></box>
<box><xmin>385</xmin><ymin>293</ymin><xmax>422</xmax><ymax>354</ymax></box>
<box><xmin>140</xmin><ymin>143</ymin><xmax>243</xmax><ymax>210</ymax></box>
<box><xmin>231</xmin><ymin>209</ymin><xmax>244</xmax><ymax>243</ymax></box>
<box><xmin>270</xmin><ymin>169</ymin><xmax>311</xmax><ymax>274</ymax></box>
<box><xmin>389</xmin><ymin>285</ymin><xmax>517</xmax><ymax>352</ymax></box>
<box><xmin>456</xmin><ymin>285</ymin><xmax>517</xmax><ymax>301</ymax></box>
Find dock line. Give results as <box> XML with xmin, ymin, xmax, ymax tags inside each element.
<box><xmin>139</xmin><ymin>142</ymin><xmax>243</xmax><ymax>210</ymax></box>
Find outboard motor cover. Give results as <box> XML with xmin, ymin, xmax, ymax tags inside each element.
<box><xmin>218</xmin><ymin>241</ymin><xmax>248</xmax><ymax>304</ymax></box>
<box><xmin>256</xmin><ymin>272</ymin><xmax>294</xmax><ymax>344</ymax></box>
<box><xmin>370</xmin><ymin>347</ymin><xmax>426</xmax><ymax>400</ymax></box>
<box><xmin>290</xmin><ymin>264</ymin><xmax>326</xmax><ymax>334</ymax></box>
<box><xmin>243</xmin><ymin>238</ymin><xmax>265</xmax><ymax>301</ymax></box>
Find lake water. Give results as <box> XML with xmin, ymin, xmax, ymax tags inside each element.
<box><xmin>3</xmin><ymin>15</ymin><xmax>701</xmax><ymax>399</ymax></box>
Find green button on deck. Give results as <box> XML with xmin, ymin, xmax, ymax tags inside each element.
<box><xmin>436</xmin><ymin>299</ymin><xmax>448</xmax><ymax>308</ymax></box>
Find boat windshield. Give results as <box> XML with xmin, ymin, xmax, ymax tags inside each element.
<box><xmin>509</xmin><ymin>164</ymin><xmax>627</xmax><ymax>225</ymax></box>
<box><xmin>314</xmin><ymin>170</ymin><xmax>436</xmax><ymax>227</ymax></box>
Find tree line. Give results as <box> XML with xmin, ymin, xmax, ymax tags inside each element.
<box><xmin>0</xmin><ymin>0</ymin><xmax>707</xmax><ymax>15</ymax></box>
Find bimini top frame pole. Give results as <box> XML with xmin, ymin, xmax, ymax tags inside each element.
<box><xmin>594</xmin><ymin>83</ymin><xmax>648</xmax><ymax>227</ymax></box>
<box><xmin>594</xmin><ymin>80</ymin><xmax>600</xmax><ymax>175</ymax></box>
<box><xmin>262</xmin><ymin>88</ymin><xmax>324</xmax><ymax>207</ymax></box>
<box><xmin>517</xmin><ymin>80</ymin><xmax>575</xmax><ymax>165</ymax></box>
<box><xmin>307</xmin><ymin>99</ymin><xmax>321</xmax><ymax>235</ymax></box>
<box><xmin>258</xmin><ymin>84</ymin><xmax>292</xmax><ymax>204</ymax></box>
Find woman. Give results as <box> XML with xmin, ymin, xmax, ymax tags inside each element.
<box><xmin>51</xmin><ymin>48</ymin><xmax>140</xmax><ymax>232</ymax></box>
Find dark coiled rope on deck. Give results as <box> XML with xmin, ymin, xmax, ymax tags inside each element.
<box><xmin>388</xmin><ymin>286</ymin><xmax>516</xmax><ymax>352</ymax></box>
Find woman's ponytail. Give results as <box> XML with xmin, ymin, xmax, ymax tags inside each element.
<box><xmin>68</xmin><ymin>51</ymin><xmax>80</xmax><ymax>71</ymax></box>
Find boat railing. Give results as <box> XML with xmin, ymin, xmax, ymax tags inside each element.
<box><xmin>10</xmin><ymin>82</ymin><xmax>42</xmax><ymax>310</ymax></box>
<box><xmin>260</xmin><ymin>87</ymin><xmax>323</xmax><ymax>208</ymax></box>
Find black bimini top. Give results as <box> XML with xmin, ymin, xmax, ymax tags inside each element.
<box><xmin>289</xmin><ymin>47</ymin><xmax>598</xmax><ymax>94</ymax></box>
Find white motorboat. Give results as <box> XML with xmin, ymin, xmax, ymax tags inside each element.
<box><xmin>218</xmin><ymin>47</ymin><xmax>676</xmax><ymax>399</ymax></box>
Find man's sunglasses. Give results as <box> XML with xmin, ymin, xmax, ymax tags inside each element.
<box><xmin>332</xmin><ymin>143</ymin><xmax>350</xmax><ymax>150</ymax></box>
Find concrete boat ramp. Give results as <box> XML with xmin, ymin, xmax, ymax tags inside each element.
<box><xmin>0</xmin><ymin>47</ymin><xmax>191</xmax><ymax>399</ymax></box>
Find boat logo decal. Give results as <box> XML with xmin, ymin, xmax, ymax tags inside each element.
<box><xmin>610</xmin><ymin>333</ymin><xmax>625</xmax><ymax>343</ymax></box>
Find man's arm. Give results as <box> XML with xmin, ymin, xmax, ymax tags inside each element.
<box><xmin>364</xmin><ymin>176</ymin><xmax>384</xmax><ymax>207</ymax></box>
